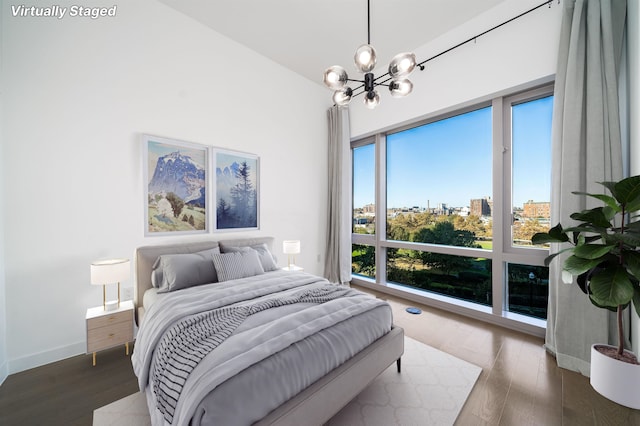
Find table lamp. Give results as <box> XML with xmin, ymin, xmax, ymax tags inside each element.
<box><xmin>282</xmin><ymin>240</ymin><xmax>300</xmax><ymax>270</ymax></box>
<box><xmin>90</xmin><ymin>258</ymin><xmax>130</xmax><ymax>311</ymax></box>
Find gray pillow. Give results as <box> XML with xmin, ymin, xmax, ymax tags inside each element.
<box><xmin>150</xmin><ymin>257</ymin><xmax>163</xmax><ymax>288</ymax></box>
<box><xmin>157</xmin><ymin>247</ymin><xmax>221</xmax><ymax>293</ymax></box>
<box><xmin>212</xmin><ymin>250</ymin><xmax>265</xmax><ymax>282</ymax></box>
<box><xmin>222</xmin><ymin>243</ymin><xmax>278</xmax><ymax>272</ymax></box>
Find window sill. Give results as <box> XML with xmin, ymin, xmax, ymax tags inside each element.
<box><xmin>351</xmin><ymin>276</ymin><xmax>546</xmax><ymax>338</ymax></box>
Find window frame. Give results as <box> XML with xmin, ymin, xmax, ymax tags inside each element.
<box><xmin>350</xmin><ymin>83</ymin><xmax>554</xmax><ymax>332</ymax></box>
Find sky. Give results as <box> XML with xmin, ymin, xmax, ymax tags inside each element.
<box><xmin>353</xmin><ymin>96</ymin><xmax>553</xmax><ymax>209</ymax></box>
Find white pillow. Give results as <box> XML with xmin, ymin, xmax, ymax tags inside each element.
<box><xmin>212</xmin><ymin>250</ymin><xmax>265</xmax><ymax>282</ymax></box>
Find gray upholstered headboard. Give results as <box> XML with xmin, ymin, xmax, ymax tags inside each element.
<box><xmin>134</xmin><ymin>237</ymin><xmax>274</xmax><ymax>323</ymax></box>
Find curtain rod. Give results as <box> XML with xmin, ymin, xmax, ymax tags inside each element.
<box><xmin>415</xmin><ymin>0</ymin><xmax>558</xmax><ymax>71</ymax></box>
<box><xmin>353</xmin><ymin>0</ymin><xmax>558</xmax><ymax>95</ymax></box>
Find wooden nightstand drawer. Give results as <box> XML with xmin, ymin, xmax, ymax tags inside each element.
<box><xmin>86</xmin><ymin>300</ymin><xmax>134</xmax><ymax>365</ymax></box>
<box><xmin>87</xmin><ymin>320</ymin><xmax>133</xmax><ymax>353</ymax></box>
<box><xmin>87</xmin><ymin>309</ymin><xmax>130</xmax><ymax>330</ymax></box>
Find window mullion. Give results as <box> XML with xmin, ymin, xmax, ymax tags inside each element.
<box><xmin>375</xmin><ymin>133</ymin><xmax>386</xmax><ymax>285</ymax></box>
<box><xmin>492</xmin><ymin>97</ymin><xmax>506</xmax><ymax>317</ymax></box>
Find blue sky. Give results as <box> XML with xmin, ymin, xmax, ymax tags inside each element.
<box><xmin>353</xmin><ymin>96</ymin><xmax>553</xmax><ymax>209</ymax></box>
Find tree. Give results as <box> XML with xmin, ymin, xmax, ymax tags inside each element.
<box><xmin>414</xmin><ymin>221</ymin><xmax>479</xmax><ymax>274</ymax></box>
<box><xmin>230</xmin><ymin>161</ymin><xmax>257</xmax><ymax>226</ymax></box>
<box><xmin>513</xmin><ymin>218</ymin><xmax>549</xmax><ymax>244</ymax></box>
<box><xmin>352</xmin><ymin>244</ymin><xmax>375</xmax><ymax>277</ymax></box>
<box><xmin>217</xmin><ymin>198</ymin><xmax>231</xmax><ymax>227</ymax></box>
<box><xmin>165</xmin><ymin>192</ymin><xmax>184</xmax><ymax>218</ymax></box>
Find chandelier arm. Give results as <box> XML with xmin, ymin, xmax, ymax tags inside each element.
<box><xmin>373</xmin><ymin>77</ymin><xmax>393</xmax><ymax>86</ymax></box>
<box><xmin>351</xmin><ymin>88</ymin><xmax>367</xmax><ymax>98</ymax></box>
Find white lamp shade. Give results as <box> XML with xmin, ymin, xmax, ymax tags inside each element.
<box><xmin>282</xmin><ymin>240</ymin><xmax>301</xmax><ymax>255</ymax></box>
<box><xmin>91</xmin><ymin>258</ymin><xmax>130</xmax><ymax>285</ymax></box>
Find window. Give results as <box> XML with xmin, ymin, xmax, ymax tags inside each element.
<box><xmin>386</xmin><ymin>107</ymin><xmax>493</xmax><ymax>248</ymax></box>
<box><xmin>510</xmin><ymin>95</ymin><xmax>553</xmax><ymax>248</ymax></box>
<box><xmin>351</xmin><ymin>85</ymin><xmax>553</xmax><ymax>327</ymax></box>
<box><xmin>353</xmin><ymin>143</ymin><xmax>375</xmax><ymax>235</ymax></box>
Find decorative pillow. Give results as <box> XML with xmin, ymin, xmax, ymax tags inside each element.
<box><xmin>222</xmin><ymin>243</ymin><xmax>279</xmax><ymax>272</ymax></box>
<box><xmin>157</xmin><ymin>247</ymin><xmax>221</xmax><ymax>293</ymax></box>
<box><xmin>150</xmin><ymin>257</ymin><xmax>163</xmax><ymax>288</ymax></box>
<box><xmin>212</xmin><ymin>250</ymin><xmax>265</xmax><ymax>282</ymax></box>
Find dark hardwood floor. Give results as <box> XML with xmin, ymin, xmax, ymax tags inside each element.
<box><xmin>0</xmin><ymin>345</ymin><xmax>137</xmax><ymax>426</ymax></box>
<box><xmin>1</xmin><ymin>287</ymin><xmax>640</xmax><ymax>425</ymax></box>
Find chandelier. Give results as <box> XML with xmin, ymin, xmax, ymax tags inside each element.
<box><xmin>322</xmin><ymin>0</ymin><xmax>417</xmax><ymax>109</ymax></box>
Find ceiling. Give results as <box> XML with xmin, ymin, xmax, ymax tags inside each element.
<box><xmin>159</xmin><ymin>0</ymin><xmax>507</xmax><ymax>86</ymax></box>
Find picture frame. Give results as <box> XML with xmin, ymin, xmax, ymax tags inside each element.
<box><xmin>213</xmin><ymin>148</ymin><xmax>260</xmax><ymax>232</ymax></box>
<box><xmin>142</xmin><ymin>134</ymin><xmax>209</xmax><ymax>236</ymax></box>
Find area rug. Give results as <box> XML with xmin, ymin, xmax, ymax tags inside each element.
<box><xmin>94</xmin><ymin>336</ymin><xmax>481</xmax><ymax>426</ymax></box>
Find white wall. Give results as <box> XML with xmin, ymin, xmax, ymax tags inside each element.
<box><xmin>349</xmin><ymin>0</ymin><xmax>562</xmax><ymax>137</ymax></box>
<box><xmin>0</xmin><ymin>1</ymin><xmax>7</xmax><ymax>386</ymax></box>
<box><xmin>2</xmin><ymin>0</ymin><xmax>331</xmax><ymax>373</ymax></box>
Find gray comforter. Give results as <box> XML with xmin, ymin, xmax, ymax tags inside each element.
<box><xmin>132</xmin><ymin>270</ymin><xmax>392</xmax><ymax>426</ymax></box>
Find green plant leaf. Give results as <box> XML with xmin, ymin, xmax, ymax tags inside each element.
<box><xmin>589</xmin><ymin>266</ymin><xmax>635</xmax><ymax>308</ymax></box>
<box><xmin>613</xmin><ymin>175</ymin><xmax>640</xmax><ymax>205</ymax></box>
<box><xmin>543</xmin><ymin>247</ymin><xmax>576</xmax><ymax>267</ymax></box>
<box><xmin>588</xmin><ymin>295</ymin><xmax>620</xmax><ymax>312</ymax></box>
<box><xmin>572</xmin><ymin>244</ymin><xmax>614</xmax><ymax>260</ymax></box>
<box><xmin>572</xmin><ymin>191</ymin><xmax>621</xmax><ymax>212</ymax></box>
<box><xmin>624</xmin><ymin>250</ymin><xmax>640</xmax><ymax>281</ymax></box>
<box><xmin>617</xmin><ymin>232</ymin><xmax>640</xmax><ymax>247</ymax></box>
<box><xmin>532</xmin><ymin>232</ymin><xmax>566</xmax><ymax>244</ymax></box>
<box><xmin>569</xmin><ymin>208</ymin><xmax>613</xmax><ymax>228</ymax></box>
<box><xmin>563</xmin><ymin>255</ymin><xmax>604</xmax><ymax>276</ymax></box>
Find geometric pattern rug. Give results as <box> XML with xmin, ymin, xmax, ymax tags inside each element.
<box><xmin>94</xmin><ymin>337</ymin><xmax>481</xmax><ymax>426</ymax></box>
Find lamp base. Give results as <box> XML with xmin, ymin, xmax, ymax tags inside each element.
<box><xmin>104</xmin><ymin>300</ymin><xmax>119</xmax><ymax>311</ymax></box>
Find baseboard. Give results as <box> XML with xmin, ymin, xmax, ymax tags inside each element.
<box><xmin>0</xmin><ymin>360</ymin><xmax>8</xmax><ymax>386</ymax></box>
<box><xmin>8</xmin><ymin>341</ymin><xmax>86</xmax><ymax>375</ymax></box>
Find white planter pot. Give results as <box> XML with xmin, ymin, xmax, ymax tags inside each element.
<box><xmin>590</xmin><ymin>344</ymin><xmax>640</xmax><ymax>409</ymax></box>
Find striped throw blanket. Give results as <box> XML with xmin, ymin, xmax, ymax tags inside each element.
<box><xmin>151</xmin><ymin>285</ymin><xmax>350</xmax><ymax>424</ymax></box>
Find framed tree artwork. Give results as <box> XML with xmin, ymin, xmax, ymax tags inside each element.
<box><xmin>213</xmin><ymin>148</ymin><xmax>259</xmax><ymax>231</ymax></box>
<box><xmin>142</xmin><ymin>134</ymin><xmax>209</xmax><ymax>236</ymax></box>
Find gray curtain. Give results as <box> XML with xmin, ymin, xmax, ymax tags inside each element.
<box><xmin>324</xmin><ymin>105</ymin><xmax>352</xmax><ymax>284</ymax></box>
<box><xmin>546</xmin><ymin>0</ymin><xmax>627</xmax><ymax>374</ymax></box>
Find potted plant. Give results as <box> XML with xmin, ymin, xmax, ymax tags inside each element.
<box><xmin>531</xmin><ymin>175</ymin><xmax>640</xmax><ymax>409</ymax></box>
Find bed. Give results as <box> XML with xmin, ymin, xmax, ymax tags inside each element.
<box><xmin>131</xmin><ymin>237</ymin><xmax>404</xmax><ymax>426</ymax></box>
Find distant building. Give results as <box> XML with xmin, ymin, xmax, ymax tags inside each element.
<box><xmin>522</xmin><ymin>200</ymin><xmax>550</xmax><ymax>219</ymax></box>
<box><xmin>470</xmin><ymin>197</ymin><xmax>492</xmax><ymax>217</ymax></box>
<box><xmin>362</xmin><ymin>203</ymin><xmax>375</xmax><ymax>214</ymax></box>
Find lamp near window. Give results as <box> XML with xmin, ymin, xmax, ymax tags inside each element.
<box><xmin>282</xmin><ymin>240</ymin><xmax>301</xmax><ymax>271</ymax></box>
<box><xmin>90</xmin><ymin>258</ymin><xmax>130</xmax><ymax>311</ymax></box>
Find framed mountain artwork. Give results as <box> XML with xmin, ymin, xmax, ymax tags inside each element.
<box><xmin>142</xmin><ymin>134</ymin><xmax>209</xmax><ymax>236</ymax></box>
<box><xmin>213</xmin><ymin>148</ymin><xmax>259</xmax><ymax>232</ymax></box>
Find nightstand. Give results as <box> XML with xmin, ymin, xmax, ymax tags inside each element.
<box><xmin>86</xmin><ymin>300</ymin><xmax>134</xmax><ymax>366</ymax></box>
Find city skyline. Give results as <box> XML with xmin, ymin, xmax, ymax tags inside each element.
<box><xmin>353</xmin><ymin>96</ymin><xmax>554</xmax><ymax>210</ymax></box>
